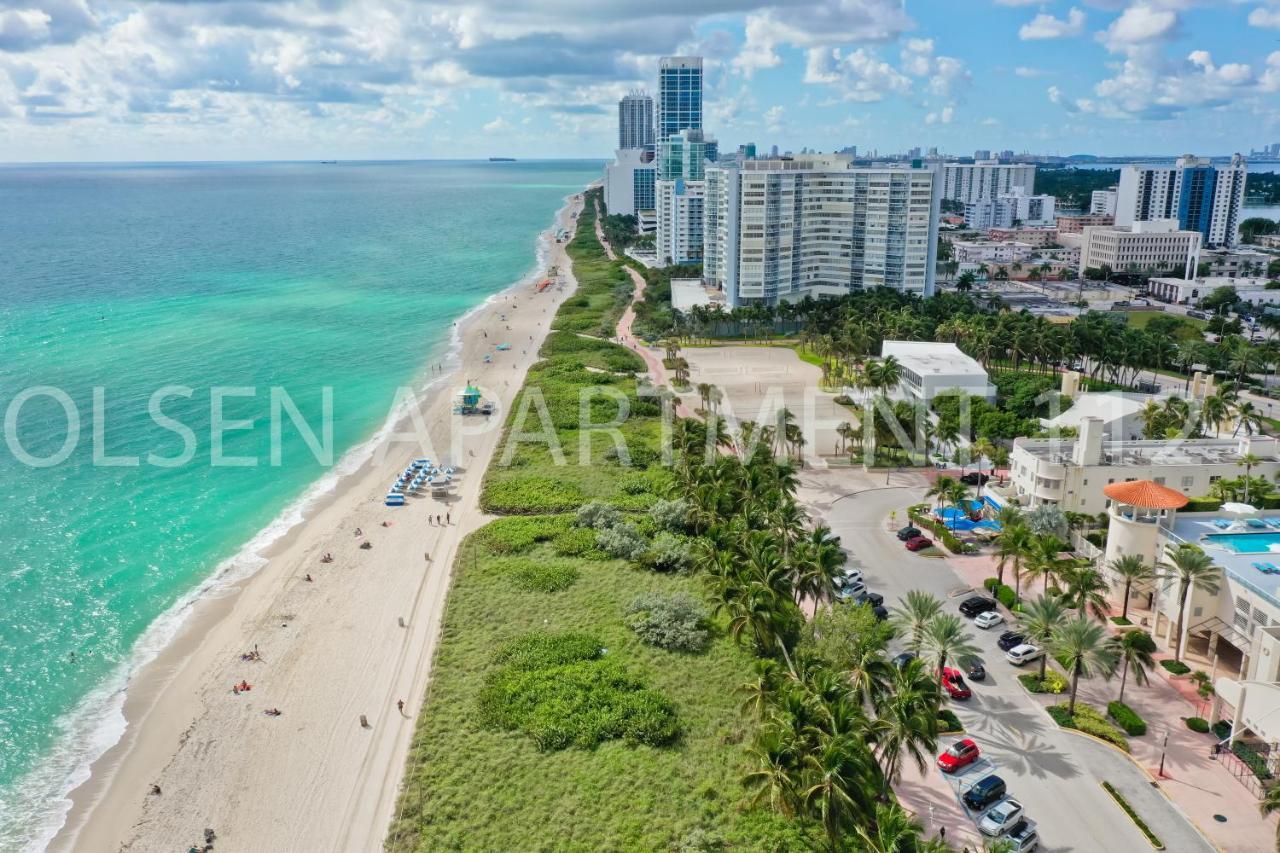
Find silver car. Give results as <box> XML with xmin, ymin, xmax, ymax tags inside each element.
<box><xmin>979</xmin><ymin>798</ymin><xmax>1024</xmax><ymax>837</ymax></box>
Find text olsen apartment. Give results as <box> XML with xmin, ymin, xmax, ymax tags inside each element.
<box><xmin>704</xmin><ymin>156</ymin><xmax>940</xmax><ymax>307</ymax></box>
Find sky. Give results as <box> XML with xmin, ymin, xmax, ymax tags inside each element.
<box><xmin>0</xmin><ymin>0</ymin><xmax>1278</xmax><ymax>162</ymax></box>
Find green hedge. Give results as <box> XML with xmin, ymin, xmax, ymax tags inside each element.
<box><xmin>1160</xmin><ymin>659</ymin><xmax>1191</xmax><ymax>676</ymax></box>
<box><xmin>1231</xmin><ymin>741</ymin><xmax>1273</xmax><ymax>781</ymax></box>
<box><xmin>994</xmin><ymin>584</ymin><xmax>1016</xmax><ymax>608</ymax></box>
<box><xmin>1101</xmin><ymin>782</ymin><xmax>1165</xmax><ymax>850</ymax></box>
<box><xmin>1019</xmin><ymin>667</ymin><xmax>1068</xmax><ymax>694</ymax></box>
<box><xmin>1107</xmin><ymin>701</ymin><xmax>1148</xmax><ymax>736</ymax></box>
<box><xmin>1182</xmin><ymin>496</ymin><xmax>1223</xmax><ymax>512</ymax></box>
<box><xmin>1110</xmin><ymin>616</ymin><xmax>1132</xmax><ymax>626</ymax></box>
<box><xmin>1047</xmin><ymin>703</ymin><xmax>1130</xmax><ymax>752</ymax></box>
<box><xmin>938</xmin><ymin>709</ymin><xmax>964</xmax><ymax>733</ymax></box>
<box><xmin>1185</xmin><ymin>716</ymin><xmax>1210</xmax><ymax>733</ymax></box>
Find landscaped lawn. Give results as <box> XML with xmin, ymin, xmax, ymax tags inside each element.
<box><xmin>1119</xmin><ymin>310</ymin><xmax>1206</xmax><ymax>331</ymax></box>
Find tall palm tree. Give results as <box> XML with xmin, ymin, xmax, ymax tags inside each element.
<box><xmin>1016</xmin><ymin>595</ymin><xmax>1070</xmax><ymax>681</ymax></box>
<box><xmin>1024</xmin><ymin>535</ymin><xmax>1072</xmax><ymax>595</ymax></box>
<box><xmin>972</xmin><ymin>437</ymin><xmax>997</xmax><ymax>498</ymax></box>
<box><xmin>890</xmin><ymin>590</ymin><xmax>943</xmax><ymax>653</ymax></box>
<box><xmin>871</xmin><ymin>657</ymin><xmax>940</xmax><ymax>789</ymax></box>
<box><xmin>801</xmin><ymin>733</ymin><xmax>874</xmax><ymax>849</ymax></box>
<box><xmin>854</xmin><ymin>801</ymin><xmax>931</xmax><ymax>853</ymax></box>
<box><xmin>1157</xmin><ymin>544</ymin><xmax>1221</xmax><ymax>662</ymax></box>
<box><xmin>1257</xmin><ymin>783</ymin><xmax>1280</xmax><ymax>852</ymax></box>
<box><xmin>743</xmin><ymin>725</ymin><xmax>801</xmax><ymax>817</ymax></box>
<box><xmin>921</xmin><ymin>613</ymin><xmax>981</xmax><ymax>692</ymax></box>
<box><xmin>1049</xmin><ymin>616</ymin><xmax>1118</xmax><ymax>715</ymax></box>
<box><xmin>1234</xmin><ymin>400</ymin><xmax>1263</xmax><ymax>438</ymax></box>
<box><xmin>1108</xmin><ymin>555</ymin><xmax>1153</xmax><ymax>622</ymax></box>
<box><xmin>1061</xmin><ymin>564</ymin><xmax>1112</xmax><ymax>621</ymax></box>
<box><xmin>925</xmin><ymin>476</ymin><xmax>958</xmax><ymax>512</ymax></box>
<box><xmin>1115</xmin><ymin>630</ymin><xmax>1157</xmax><ymax>704</ymax></box>
<box><xmin>994</xmin><ymin>522</ymin><xmax>1033</xmax><ymax>592</ymax></box>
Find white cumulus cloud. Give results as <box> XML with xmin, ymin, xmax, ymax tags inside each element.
<box><xmin>1019</xmin><ymin>8</ymin><xmax>1086</xmax><ymax>40</ymax></box>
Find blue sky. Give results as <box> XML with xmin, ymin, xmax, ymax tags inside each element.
<box><xmin>0</xmin><ymin>0</ymin><xmax>1277</xmax><ymax>161</ymax></box>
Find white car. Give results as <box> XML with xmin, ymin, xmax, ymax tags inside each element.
<box><xmin>841</xmin><ymin>568</ymin><xmax>864</xmax><ymax>586</ymax></box>
<box><xmin>974</xmin><ymin>611</ymin><xmax>1004</xmax><ymax>629</ymax></box>
<box><xmin>1005</xmin><ymin>644</ymin><xmax>1043</xmax><ymax>666</ymax></box>
<box><xmin>979</xmin><ymin>798</ymin><xmax>1024</xmax><ymax>837</ymax></box>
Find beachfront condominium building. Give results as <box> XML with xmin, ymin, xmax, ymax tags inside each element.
<box><xmin>618</xmin><ymin>91</ymin><xmax>655</xmax><ymax>152</ymax></box>
<box><xmin>1091</xmin><ymin>188</ymin><xmax>1118</xmax><ymax>216</ymax></box>
<box><xmin>702</xmin><ymin>155</ymin><xmax>940</xmax><ymax>307</ymax></box>
<box><xmin>1079</xmin><ymin>219</ymin><xmax>1202</xmax><ymax>279</ymax></box>
<box><xmin>658</xmin><ymin>56</ymin><xmax>702</xmax><ymax>140</ymax></box>
<box><xmin>604</xmin><ymin>148</ymin><xmax>657</xmax><ymax>229</ymax></box>
<box><xmin>940</xmin><ymin>161</ymin><xmax>1035</xmax><ymax>204</ymax></box>
<box><xmin>1115</xmin><ymin>155</ymin><xmax>1248</xmax><ymax>247</ymax></box>
<box><xmin>654</xmin><ymin>128</ymin><xmax>715</xmax><ymax>264</ymax></box>
<box><xmin>1008</xmin><ymin>419</ymin><xmax>1280</xmax><ymax>513</ymax></box>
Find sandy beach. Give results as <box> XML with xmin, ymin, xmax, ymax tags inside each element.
<box><xmin>51</xmin><ymin>192</ymin><xmax>585</xmax><ymax>853</ymax></box>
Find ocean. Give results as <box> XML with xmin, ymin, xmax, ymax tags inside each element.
<box><xmin>0</xmin><ymin>159</ymin><xmax>600</xmax><ymax>850</ymax></box>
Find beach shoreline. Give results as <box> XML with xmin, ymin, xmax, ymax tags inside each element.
<box><xmin>48</xmin><ymin>191</ymin><xmax>585</xmax><ymax>853</ymax></box>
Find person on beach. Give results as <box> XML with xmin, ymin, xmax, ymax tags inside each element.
<box><xmin>354</xmin><ymin>527</ymin><xmax>363</xmax><ymax>537</ymax></box>
<box><xmin>446</xmin><ymin>511</ymin><xmax>451</xmax><ymax>524</ymax></box>
<box><xmin>397</xmin><ymin>699</ymin><xmax>405</xmax><ymax>714</ymax></box>
<box><xmin>304</xmin><ymin>573</ymin><xmax>313</xmax><ymax>582</ymax></box>
<box><xmin>150</xmin><ymin>784</ymin><xmax>162</xmax><ymax>796</ymax></box>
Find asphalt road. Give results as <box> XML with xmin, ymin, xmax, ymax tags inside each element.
<box><xmin>821</xmin><ymin>486</ymin><xmax>1214</xmax><ymax>853</ymax></box>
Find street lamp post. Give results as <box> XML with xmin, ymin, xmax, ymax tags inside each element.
<box><xmin>1158</xmin><ymin>729</ymin><xmax>1170</xmax><ymax>778</ymax></box>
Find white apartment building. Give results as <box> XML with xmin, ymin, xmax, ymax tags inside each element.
<box><xmin>951</xmin><ymin>240</ymin><xmax>1035</xmax><ymax>265</ymax></box>
<box><xmin>1115</xmin><ymin>154</ymin><xmax>1248</xmax><ymax>247</ymax></box>
<box><xmin>880</xmin><ymin>340</ymin><xmax>995</xmax><ymax>403</ymax></box>
<box><xmin>1009</xmin><ymin>419</ymin><xmax>1280</xmax><ymax>514</ymax></box>
<box><xmin>1079</xmin><ymin>219</ymin><xmax>1202</xmax><ymax>279</ymax></box>
<box><xmin>965</xmin><ymin>190</ymin><xmax>1055</xmax><ymax>229</ymax></box>
<box><xmin>603</xmin><ymin>148</ymin><xmax>656</xmax><ymax>223</ymax></box>
<box><xmin>703</xmin><ymin>156</ymin><xmax>940</xmax><ymax>306</ymax></box>
<box><xmin>655</xmin><ymin>179</ymin><xmax>705</xmax><ymax>265</ymax></box>
<box><xmin>1091</xmin><ymin>188</ymin><xmax>1118</xmax><ymax>216</ymax></box>
<box><xmin>1147</xmin><ymin>276</ymin><xmax>1278</xmax><ymax>307</ymax></box>
<box><xmin>941</xmin><ymin>161</ymin><xmax>1036</xmax><ymax>204</ymax></box>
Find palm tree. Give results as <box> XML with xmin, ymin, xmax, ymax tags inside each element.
<box><xmin>1238</xmin><ymin>453</ymin><xmax>1262</xmax><ymax>503</ymax></box>
<box><xmin>925</xmin><ymin>476</ymin><xmax>958</xmax><ymax>513</ymax></box>
<box><xmin>1016</xmin><ymin>595</ymin><xmax>1070</xmax><ymax>681</ymax></box>
<box><xmin>972</xmin><ymin>437</ymin><xmax>997</xmax><ymax>498</ymax></box>
<box><xmin>994</xmin><ymin>522</ymin><xmax>1033</xmax><ymax>592</ymax></box>
<box><xmin>1061</xmin><ymin>564</ymin><xmax>1112</xmax><ymax>620</ymax></box>
<box><xmin>921</xmin><ymin>613</ymin><xmax>981</xmax><ymax>692</ymax></box>
<box><xmin>1234</xmin><ymin>400</ymin><xmax>1263</xmax><ymax>438</ymax></box>
<box><xmin>1108</xmin><ymin>555</ymin><xmax>1153</xmax><ymax>622</ymax></box>
<box><xmin>871</xmin><ymin>657</ymin><xmax>940</xmax><ymax>789</ymax></box>
<box><xmin>1157</xmin><ymin>544</ymin><xmax>1221</xmax><ymax>662</ymax></box>
<box><xmin>1115</xmin><ymin>630</ymin><xmax>1157</xmax><ymax>703</ymax></box>
<box><xmin>1201</xmin><ymin>393</ymin><xmax>1230</xmax><ymax>437</ymax></box>
<box><xmin>854</xmin><ymin>801</ymin><xmax>930</xmax><ymax>853</ymax></box>
<box><xmin>743</xmin><ymin>725</ymin><xmax>801</xmax><ymax>817</ymax></box>
<box><xmin>1049</xmin><ymin>616</ymin><xmax>1118</xmax><ymax>715</ymax></box>
<box><xmin>1024</xmin><ymin>535</ymin><xmax>1072</xmax><ymax>595</ymax></box>
<box><xmin>801</xmin><ymin>733</ymin><xmax>873</xmax><ymax>849</ymax></box>
<box><xmin>891</xmin><ymin>590</ymin><xmax>943</xmax><ymax>653</ymax></box>
<box><xmin>1258</xmin><ymin>784</ymin><xmax>1280</xmax><ymax>852</ymax></box>
<box><xmin>835</xmin><ymin>421</ymin><xmax>856</xmax><ymax>457</ymax></box>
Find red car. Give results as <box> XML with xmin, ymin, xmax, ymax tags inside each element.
<box><xmin>937</xmin><ymin>738</ymin><xmax>980</xmax><ymax>773</ymax></box>
<box><xmin>940</xmin><ymin>667</ymin><xmax>972</xmax><ymax>700</ymax></box>
<box><xmin>904</xmin><ymin>536</ymin><xmax>934</xmax><ymax>552</ymax></box>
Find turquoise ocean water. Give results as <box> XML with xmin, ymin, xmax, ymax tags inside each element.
<box><xmin>0</xmin><ymin>159</ymin><xmax>600</xmax><ymax>850</ymax></box>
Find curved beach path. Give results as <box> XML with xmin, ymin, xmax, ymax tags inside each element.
<box><xmin>593</xmin><ymin>199</ymin><xmax>694</xmax><ymax>417</ymax></box>
<box><xmin>54</xmin><ymin>196</ymin><xmax>587</xmax><ymax>853</ymax></box>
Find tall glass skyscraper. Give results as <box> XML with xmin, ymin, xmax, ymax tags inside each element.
<box><xmin>658</xmin><ymin>56</ymin><xmax>702</xmax><ymax>140</ymax></box>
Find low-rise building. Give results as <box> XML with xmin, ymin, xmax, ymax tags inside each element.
<box><xmin>1091</xmin><ymin>188</ymin><xmax>1118</xmax><ymax>216</ymax></box>
<box><xmin>1057</xmin><ymin>213</ymin><xmax>1114</xmax><ymax>234</ymax></box>
<box><xmin>1201</xmin><ymin>247</ymin><xmax>1275</xmax><ymax>279</ymax></box>
<box><xmin>1147</xmin><ymin>276</ymin><xmax>1276</xmax><ymax>306</ymax></box>
<box><xmin>952</xmin><ymin>240</ymin><xmax>1035</xmax><ymax>265</ymax></box>
<box><xmin>1079</xmin><ymin>219</ymin><xmax>1202</xmax><ymax>279</ymax></box>
<box><xmin>1009</xmin><ymin>421</ymin><xmax>1280</xmax><ymax>513</ymax></box>
<box><xmin>986</xmin><ymin>227</ymin><xmax>1059</xmax><ymax>247</ymax></box>
<box><xmin>879</xmin><ymin>340</ymin><xmax>995</xmax><ymax>403</ymax></box>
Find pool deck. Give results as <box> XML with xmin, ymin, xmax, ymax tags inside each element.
<box><xmin>1169</xmin><ymin>514</ymin><xmax>1280</xmax><ymax>606</ymax></box>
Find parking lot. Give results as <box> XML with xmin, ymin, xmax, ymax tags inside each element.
<box><xmin>819</xmin><ymin>485</ymin><xmax>1215</xmax><ymax>853</ymax></box>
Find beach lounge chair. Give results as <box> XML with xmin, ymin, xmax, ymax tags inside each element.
<box><xmin>1248</xmin><ymin>518</ymin><xmax>1268</xmax><ymax>529</ymax></box>
<box><xmin>1213</xmin><ymin>520</ymin><xmax>1231</xmax><ymax>529</ymax></box>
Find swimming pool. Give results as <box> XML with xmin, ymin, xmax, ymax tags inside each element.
<box><xmin>1205</xmin><ymin>532</ymin><xmax>1280</xmax><ymax>554</ymax></box>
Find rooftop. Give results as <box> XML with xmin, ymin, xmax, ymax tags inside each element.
<box><xmin>880</xmin><ymin>340</ymin><xmax>988</xmax><ymax>378</ymax></box>
<box><xmin>1167</xmin><ymin>513</ymin><xmax>1280</xmax><ymax>609</ymax></box>
<box><xmin>1104</xmin><ymin>479</ymin><xmax>1188</xmax><ymax>509</ymax></box>
<box><xmin>1013</xmin><ymin>436</ymin><xmax>1277</xmax><ymax>467</ymax></box>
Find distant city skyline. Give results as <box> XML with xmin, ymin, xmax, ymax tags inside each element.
<box><xmin>1</xmin><ymin>0</ymin><xmax>1279</xmax><ymax>162</ymax></box>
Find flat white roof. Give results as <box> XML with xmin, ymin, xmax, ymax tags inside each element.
<box><xmin>881</xmin><ymin>340</ymin><xmax>988</xmax><ymax>378</ymax></box>
<box><xmin>1044</xmin><ymin>392</ymin><xmax>1145</xmax><ymax>431</ymax></box>
<box><xmin>670</xmin><ymin>278</ymin><xmax>718</xmax><ymax>312</ymax></box>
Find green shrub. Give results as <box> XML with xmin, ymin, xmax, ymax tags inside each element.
<box><xmin>478</xmin><ymin>632</ymin><xmax>680</xmax><ymax>750</ymax></box>
<box><xmin>550</xmin><ymin>526</ymin><xmax>598</xmax><ymax>557</ymax></box>
<box><xmin>1101</xmin><ymin>782</ymin><xmax>1164</xmax><ymax>850</ymax></box>
<box><xmin>983</xmin><ymin>577</ymin><xmax>999</xmax><ymax>592</ymax></box>
<box><xmin>1214</xmin><ymin>720</ymin><xmax>1232</xmax><ymax>740</ymax></box>
<box><xmin>625</xmin><ymin>592</ymin><xmax>710</xmax><ymax>652</ymax></box>
<box><xmin>1183</xmin><ymin>496</ymin><xmax>1223</xmax><ymax>512</ymax></box>
<box><xmin>1185</xmin><ymin>716</ymin><xmax>1210</xmax><ymax>733</ymax></box>
<box><xmin>938</xmin><ymin>709</ymin><xmax>964</xmax><ymax>733</ymax></box>
<box><xmin>649</xmin><ymin>498</ymin><xmax>691</xmax><ymax>533</ymax></box>
<box><xmin>596</xmin><ymin>521</ymin><xmax>648</xmax><ymax>561</ymax></box>
<box><xmin>473</xmin><ymin>515</ymin><xmax>572</xmax><ymax>554</ymax></box>
<box><xmin>488</xmin><ymin>557</ymin><xmax>578</xmax><ymax>593</ymax></box>
<box><xmin>1019</xmin><ymin>667</ymin><xmax>1068</xmax><ymax>694</ymax></box>
<box><xmin>482</xmin><ymin>475</ymin><xmax>587</xmax><ymax>514</ymax></box>
<box><xmin>1110</xmin><ymin>616</ymin><xmax>1132</xmax><ymax>626</ymax></box>
<box><xmin>648</xmin><ymin>532</ymin><xmax>694</xmax><ymax>572</ymax></box>
<box><xmin>994</xmin><ymin>584</ymin><xmax>1017</xmax><ymax>609</ymax></box>
<box><xmin>1232</xmin><ymin>741</ymin><xmax>1273</xmax><ymax>780</ymax></box>
<box><xmin>1107</xmin><ymin>701</ymin><xmax>1148</xmax><ymax>736</ymax></box>
<box><xmin>576</xmin><ymin>500</ymin><xmax>622</xmax><ymax>529</ymax></box>
<box><xmin>1160</xmin><ymin>659</ymin><xmax>1191</xmax><ymax>676</ymax></box>
<box><xmin>1047</xmin><ymin>702</ymin><xmax>1130</xmax><ymax>751</ymax></box>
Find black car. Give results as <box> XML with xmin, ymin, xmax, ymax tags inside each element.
<box><xmin>960</xmin><ymin>472</ymin><xmax>990</xmax><ymax>486</ymax></box>
<box><xmin>959</xmin><ymin>596</ymin><xmax>997</xmax><ymax>618</ymax></box>
<box><xmin>962</xmin><ymin>774</ymin><xmax>1007</xmax><ymax>811</ymax></box>
<box><xmin>891</xmin><ymin>652</ymin><xmax>918</xmax><ymax>669</ymax></box>
<box><xmin>860</xmin><ymin>592</ymin><xmax>885</xmax><ymax>608</ymax></box>
<box><xmin>997</xmin><ymin>631</ymin><xmax>1025</xmax><ymax>652</ymax></box>
<box><xmin>872</xmin><ymin>605</ymin><xmax>889</xmax><ymax>621</ymax></box>
<box><xmin>967</xmin><ymin>662</ymin><xmax>986</xmax><ymax>681</ymax></box>
<box><xmin>896</xmin><ymin>525</ymin><xmax>922</xmax><ymax>541</ymax></box>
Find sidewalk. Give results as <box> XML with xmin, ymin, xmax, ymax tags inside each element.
<box><xmin>896</xmin><ymin>758</ymin><xmax>983</xmax><ymax>850</ymax></box>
